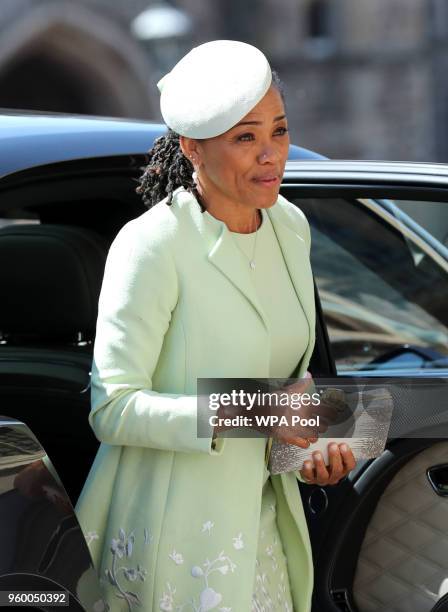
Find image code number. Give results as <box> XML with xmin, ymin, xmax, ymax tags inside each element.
<box><xmin>0</xmin><ymin>591</ymin><xmax>69</xmax><ymax>606</ymax></box>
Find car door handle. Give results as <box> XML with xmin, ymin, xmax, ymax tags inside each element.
<box><xmin>307</xmin><ymin>486</ymin><xmax>329</xmax><ymax>515</ymax></box>
<box><xmin>427</xmin><ymin>464</ymin><xmax>448</xmax><ymax>496</ymax></box>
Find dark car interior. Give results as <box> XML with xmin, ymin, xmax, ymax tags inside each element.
<box><xmin>0</xmin><ymin>223</ymin><xmax>107</xmax><ymax>501</ymax></box>
<box><xmin>0</xmin><ymin>157</ymin><xmax>149</xmax><ymax>502</ymax></box>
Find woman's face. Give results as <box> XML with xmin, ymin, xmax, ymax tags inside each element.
<box><xmin>186</xmin><ymin>85</ymin><xmax>290</xmax><ymax>211</ymax></box>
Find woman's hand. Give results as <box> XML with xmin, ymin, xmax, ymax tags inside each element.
<box><xmin>299</xmin><ymin>442</ymin><xmax>356</xmax><ymax>485</ymax></box>
<box><xmin>267</xmin><ymin>372</ymin><xmax>339</xmax><ymax>449</ymax></box>
<box><xmin>213</xmin><ymin>372</ymin><xmax>343</xmax><ymax>452</ymax></box>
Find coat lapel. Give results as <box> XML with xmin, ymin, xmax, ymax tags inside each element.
<box><xmin>207</xmin><ymin>225</ymin><xmax>270</xmax><ymax>332</ymax></box>
<box><xmin>267</xmin><ymin>205</ymin><xmax>316</xmax><ymax>377</ymax></box>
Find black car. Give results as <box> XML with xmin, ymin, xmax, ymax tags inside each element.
<box><xmin>1</xmin><ymin>111</ymin><xmax>448</xmax><ymax>612</ymax></box>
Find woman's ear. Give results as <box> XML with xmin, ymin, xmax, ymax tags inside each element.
<box><xmin>179</xmin><ymin>136</ymin><xmax>200</xmax><ymax>166</ymax></box>
<box><xmin>178</xmin><ymin>135</ymin><xmax>188</xmax><ymax>158</ymax></box>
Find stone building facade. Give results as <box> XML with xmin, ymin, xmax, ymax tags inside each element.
<box><xmin>0</xmin><ymin>0</ymin><xmax>447</xmax><ymax>162</ymax></box>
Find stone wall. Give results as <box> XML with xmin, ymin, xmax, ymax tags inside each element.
<box><xmin>0</xmin><ymin>0</ymin><xmax>446</xmax><ymax>162</ymax></box>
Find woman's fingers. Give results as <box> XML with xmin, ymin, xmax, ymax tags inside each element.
<box><xmin>327</xmin><ymin>443</ymin><xmax>344</xmax><ymax>484</ymax></box>
<box><xmin>299</xmin><ymin>443</ymin><xmax>357</xmax><ymax>486</ymax></box>
<box><xmin>300</xmin><ymin>460</ymin><xmax>314</xmax><ymax>483</ymax></box>
<box><xmin>286</xmin><ymin>436</ymin><xmax>311</xmax><ymax>449</ymax></box>
<box><xmin>312</xmin><ymin>452</ymin><xmax>329</xmax><ymax>485</ymax></box>
<box><xmin>280</xmin><ymin>431</ymin><xmax>320</xmax><ymax>448</ymax></box>
<box><xmin>340</xmin><ymin>443</ymin><xmax>356</xmax><ymax>472</ymax></box>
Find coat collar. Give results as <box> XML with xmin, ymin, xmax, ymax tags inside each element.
<box><xmin>173</xmin><ymin>188</ymin><xmax>315</xmax><ymax>376</ymax></box>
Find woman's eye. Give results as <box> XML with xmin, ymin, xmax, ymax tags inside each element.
<box><xmin>237</xmin><ymin>133</ymin><xmax>254</xmax><ymax>142</ymax></box>
<box><xmin>237</xmin><ymin>127</ymin><xmax>288</xmax><ymax>142</ymax></box>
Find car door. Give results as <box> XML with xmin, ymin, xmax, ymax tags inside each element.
<box><xmin>281</xmin><ymin>161</ymin><xmax>448</xmax><ymax>612</ymax></box>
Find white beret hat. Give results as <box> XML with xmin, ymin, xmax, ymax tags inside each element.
<box><xmin>157</xmin><ymin>40</ymin><xmax>272</xmax><ymax>139</ymax></box>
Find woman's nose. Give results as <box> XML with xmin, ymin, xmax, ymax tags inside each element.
<box><xmin>257</xmin><ymin>147</ymin><xmax>276</xmax><ymax>163</ymax></box>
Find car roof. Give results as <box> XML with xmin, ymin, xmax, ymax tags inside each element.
<box><xmin>283</xmin><ymin>159</ymin><xmax>448</xmax><ymax>185</ymax></box>
<box><xmin>0</xmin><ymin>110</ymin><xmax>326</xmax><ymax>178</ymax></box>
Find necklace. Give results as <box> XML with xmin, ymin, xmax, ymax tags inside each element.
<box><xmin>195</xmin><ymin>188</ymin><xmax>261</xmax><ymax>269</ymax></box>
<box><xmin>248</xmin><ymin>209</ymin><xmax>261</xmax><ymax>270</ymax></box>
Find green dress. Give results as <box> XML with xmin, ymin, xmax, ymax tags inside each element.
<box><xmin>230</xmin><ymin>207</ymin><xmax>309</xmax><ymax>611</ymax></box>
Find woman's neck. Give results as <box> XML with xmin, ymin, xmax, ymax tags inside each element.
<box><xmin>193</xmin><ymin>187</ymin><xmax>262</xmax><ymax>234</ymax></box>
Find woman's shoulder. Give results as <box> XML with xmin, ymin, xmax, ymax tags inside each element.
<box><xmin>111</xmin><ymin>188</ymin><xmax>192</xmax><ymax>253</ymax></box>
<box><xmin>275</xmin><ymin>193</ymin><xmax>309</xmax><ymax>225</ymax></box>
<box><xmin>273</xmin><ymin>194</ymin><xmax>311</xmax><ymax>242</ymax></box>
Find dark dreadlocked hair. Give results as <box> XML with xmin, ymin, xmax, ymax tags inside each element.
<box><xmin>136</xmin><ymin>70</ymin><xmax>286</xmax><ymax>210</ymax></box>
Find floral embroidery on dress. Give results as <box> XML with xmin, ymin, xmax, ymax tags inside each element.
<box><xmin>144</xmin><ymin>528</ymin><xmax>153</xmax><ymax>546</ymax></box>
<box><xmin>159</xmin><ymin>582</ymin><xmax>176</xmax><ymax>611</ymax></box>
<box><xmin>85</xmin><ymin>530</ymin><xmax>99</xmax><ymax>546</ymax></box>
<box><xmin>265</xmin><ymin>540</ymin><xmax>279</xmax><ymax>573</ymax></box>
<box><xmin>201</xmin><ymin>521</ymin><xmax>214</xmax><ymax>535</ymax></box>
<box><xmin>199</xmin><ymin>587</ymin><xmax>222</xmax><ymax>610</ymax></box>
<box><xmin>159</xmin><ymin>549</ymin><xmax>237</xmax><ymax>611</ymax></box>
<box><xmin>251</xmin><ymin>572</ymin><xmax>274</xmax><ymax>611</ymax></box>
<box><xmin>169</xmin><ymin>550</ymin><xmax>185</xmax><ymax>565</ymax></box>
<box><xmin>252</xmin><ymin>533</ymin><xmax>294</xmax><ymax>611</ymax></box>
<box><xmin>104</xmin><ymin>527</ymin><xmax>148</xmax><ymax>610</ymax></box>
<box><xmin>232</xmin><ymin>533</ymin><xmax>244</xmax><ymax>550</ymax></box>
<box><xmin>252</xmin><ymin>568</ymin><xmax>294</xmax><ymax>612</ymax></box>
<box><xmin>276</xmin><ymin>573</ymin><xmax>293</xmax><ymax>612</ymax></box>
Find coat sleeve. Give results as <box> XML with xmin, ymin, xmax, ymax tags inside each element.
<box><xmin>88</xmin><ymin>219</ymin><xmax>225</xmax><ymax>456</ymax></box>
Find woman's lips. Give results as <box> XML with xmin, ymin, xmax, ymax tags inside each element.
<box><xmin>252</xmin><ymin>176</ymin><xmax>279</xmax><ymax>187</ymax></box>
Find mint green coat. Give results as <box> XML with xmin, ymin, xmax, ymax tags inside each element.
<box><xmin>75</xmin><ymin>187</ymin><xmax>316</xmax><ymax>612</ymax></box>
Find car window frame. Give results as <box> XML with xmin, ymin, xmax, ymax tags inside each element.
<box><xmin>281</xmin><ymin>172</ymin><xmax>448</xmax><ymax>380</ymax></box>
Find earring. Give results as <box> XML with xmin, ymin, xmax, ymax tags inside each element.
<box><xmin>190</xmin><ymin>156</ymin><xmax>198</xmax><ymax>185</ymax></box>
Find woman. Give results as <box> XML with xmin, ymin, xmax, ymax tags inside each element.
<box><xmin>75</xmin><ymin>40</ymin><xmax>355</xmax><ymax>611</ymax></box>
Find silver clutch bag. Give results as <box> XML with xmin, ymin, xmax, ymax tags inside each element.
<box><xmin>266</xmin><ymin>388</ymin><xmax>350</xmax><ymax>475</ymax></box>
<box><xmin>267</xmin><ymin>437</ymin><xmax>305</xmax><ymax>475</ymax></box>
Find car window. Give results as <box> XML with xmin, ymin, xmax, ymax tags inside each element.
<box><xmin>394</xmin><ymin>199</ymin><xmax>448</xmax><ymax>247</ymax></box>
<box><xmin>290</xmin><ymin>197</ymin><xmax>448</xmax><ymax>374</ymax></box>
